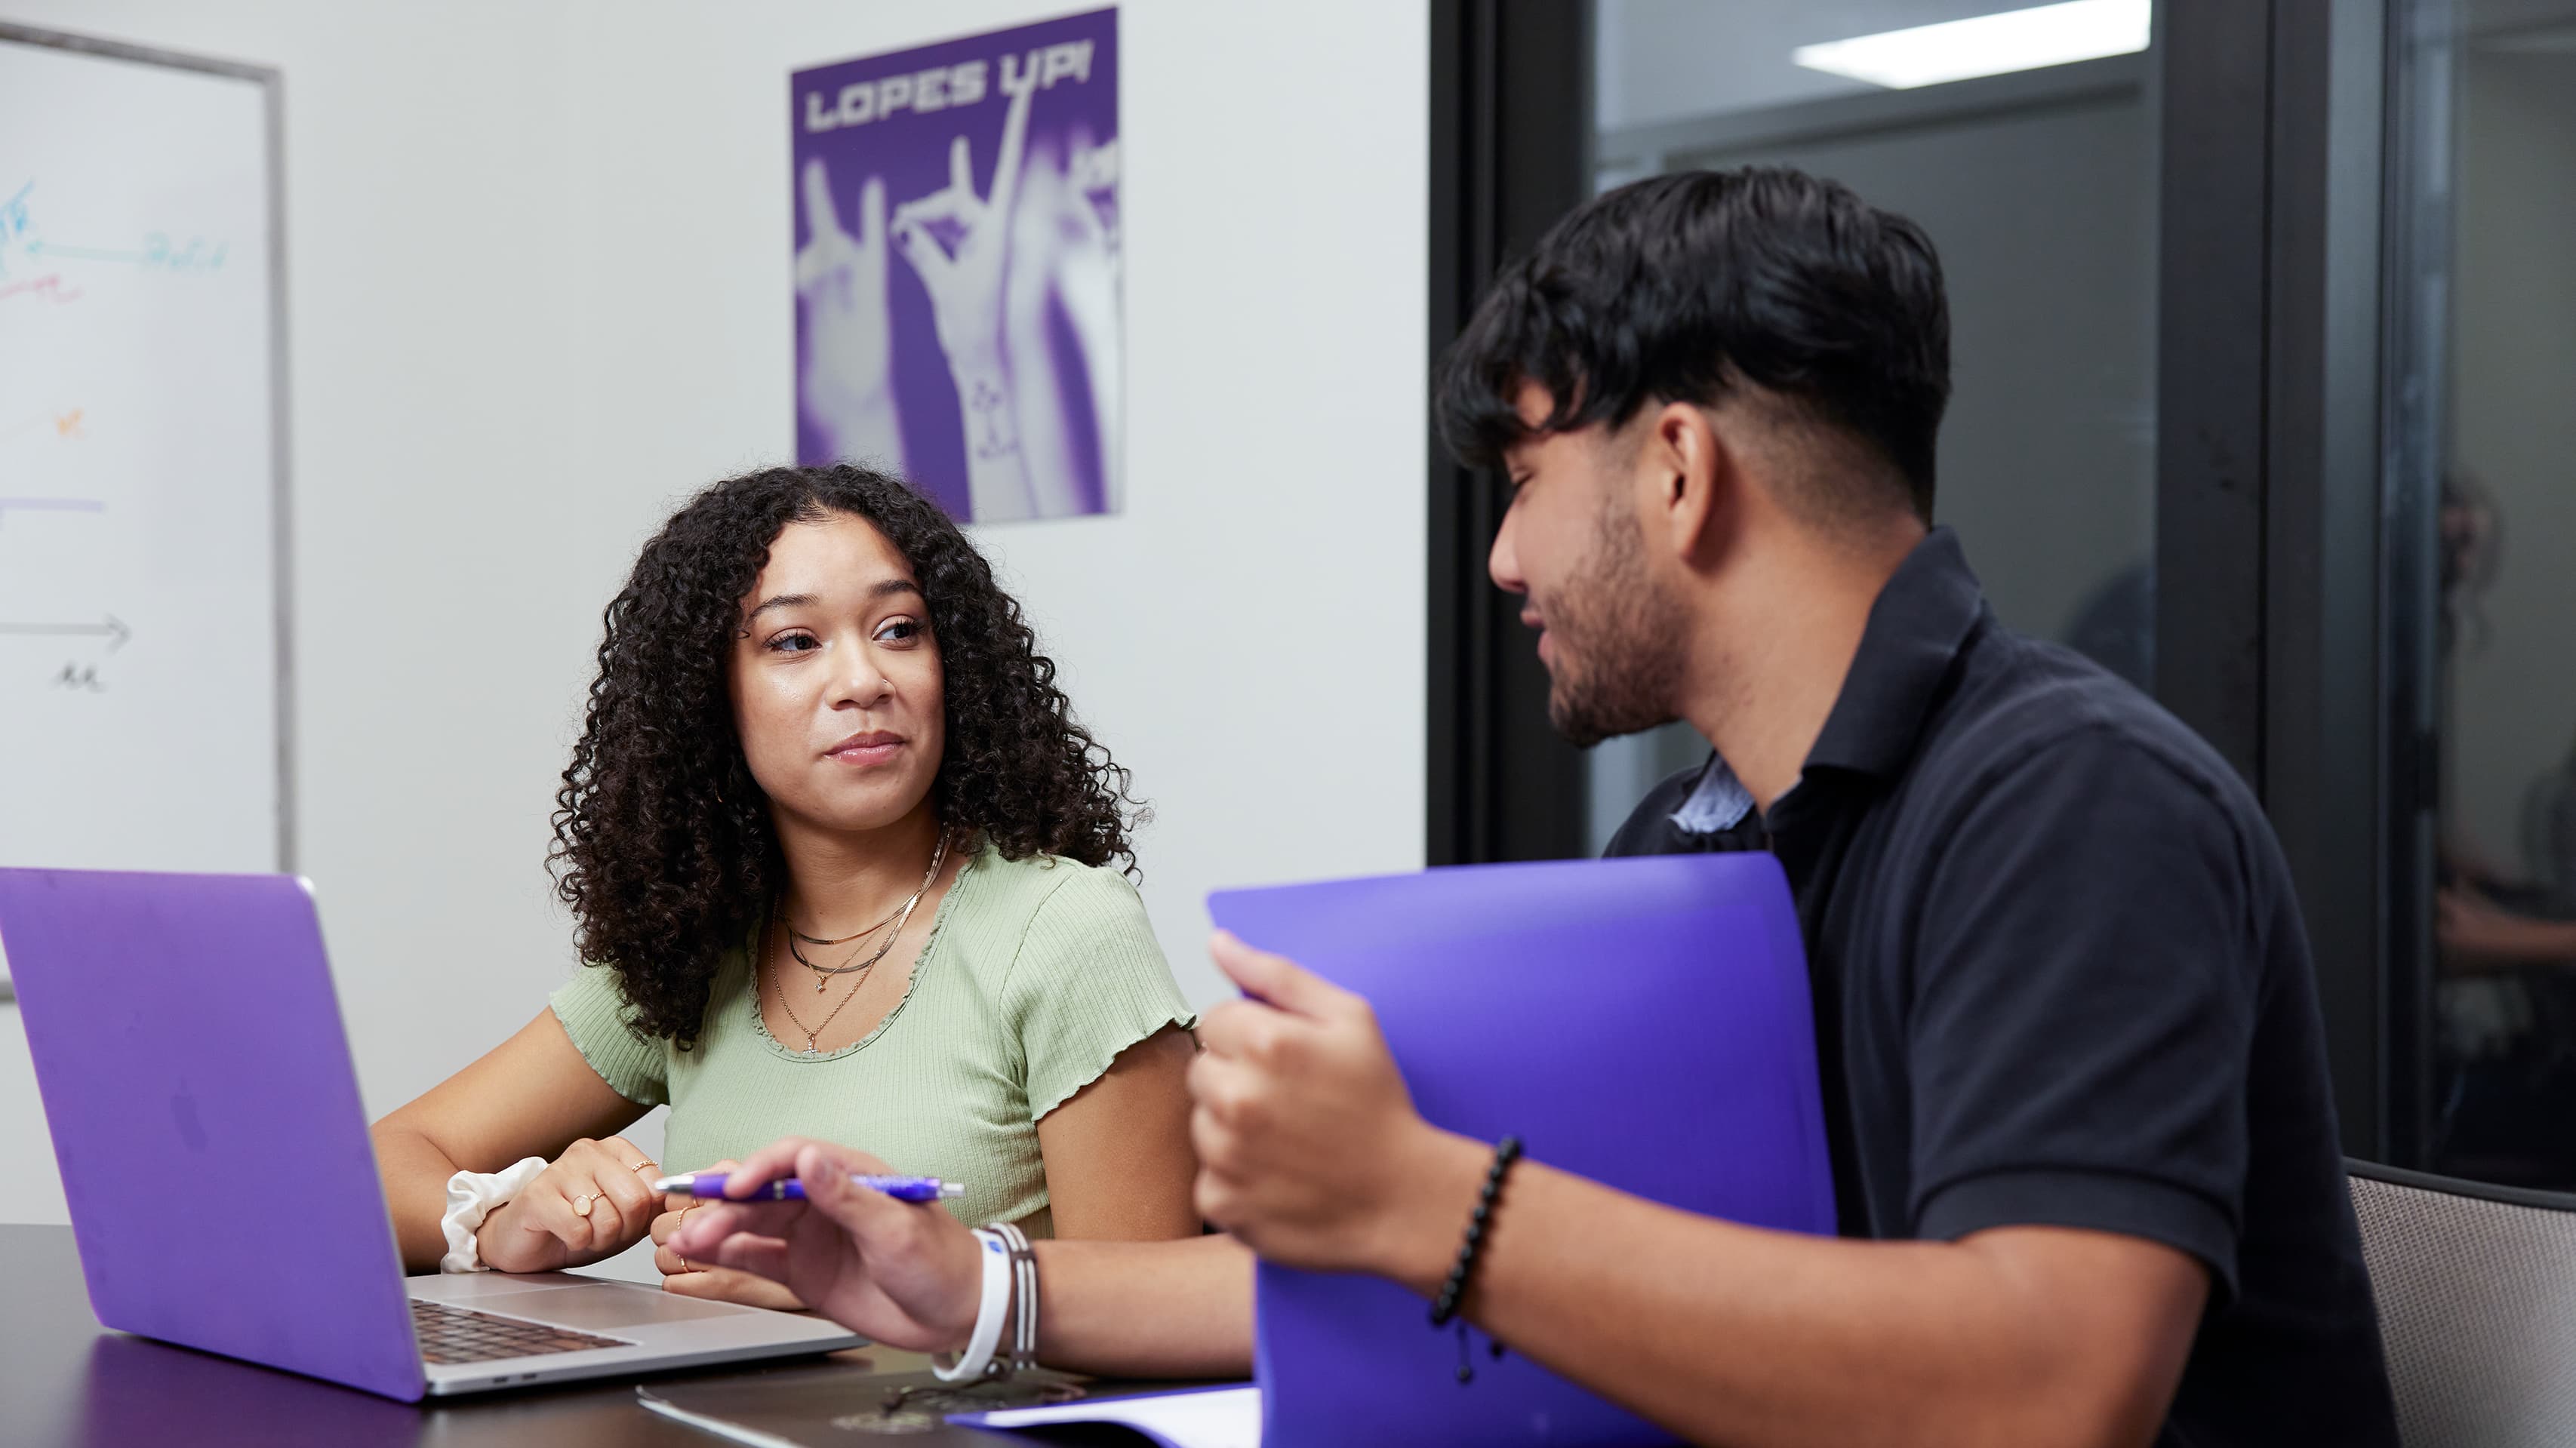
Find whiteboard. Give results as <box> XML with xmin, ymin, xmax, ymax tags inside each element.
<box><xmin>0</xmin><ymin>29</ymin><xmax>289</xmax><ymax>925</ymax></box>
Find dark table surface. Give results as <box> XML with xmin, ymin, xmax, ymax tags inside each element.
<box><xmin>0</xmin><ymin>1223</ymin><xmax>1211</xmax><ymax>1446</ymax></box>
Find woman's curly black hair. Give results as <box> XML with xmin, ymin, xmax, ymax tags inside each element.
<box><xmin>549</xmin><ymin>463</ymin><xmax>1142</xmax><ymax>1047</ymax></box>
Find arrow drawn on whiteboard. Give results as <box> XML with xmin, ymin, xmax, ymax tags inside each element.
<box><xmin>25</xmin><ymin>234</ymin><xmax>227</xmax><ymax>274</ymax></box>
<box><xmin>0</xmin><ymin>496</ymin><xmax>105</xmax><ymax>523</ymax></box>
<box><xmin>0</xmin><ymin>616</ymin><xmax>129</xmax><ymax>650</ymax></box>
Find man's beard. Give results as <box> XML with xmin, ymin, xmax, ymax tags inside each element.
<box><xmin>1539</xmin><ymin>503</ymin><xmax>1687</xmax><ymax>749</ymax></box>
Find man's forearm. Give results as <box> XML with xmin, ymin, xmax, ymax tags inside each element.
<box><xmin>1376</xmin><ymin>1133</ymin><xmax>2197</xmax><ymax>1448</ymax></box>
<box><xmin>1031</xmin><ymin>1234</ymin><xmax>1255</xmax><ymax>1379</ymax></box>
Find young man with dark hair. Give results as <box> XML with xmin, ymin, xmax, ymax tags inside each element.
<box><xmin>676</xmin><ymin>168</ymin><xmax>2399</xmax><ymax>1446</ymax></box>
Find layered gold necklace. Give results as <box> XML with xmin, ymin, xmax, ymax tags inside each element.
<box><xmin>770</xmin><ymin>830</ymin><xmax>951</xmax><ymax>1055</ymax></box>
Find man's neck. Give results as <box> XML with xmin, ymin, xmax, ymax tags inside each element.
<box><xmin>1681</xmin><ymin>524</ymin><xmax>1922</xmax><ymax>815</ymax></box>
<box><xmin>771</xmin><ymin>802</ymin><xmax>946</xmax><ymax>934</ymax></box>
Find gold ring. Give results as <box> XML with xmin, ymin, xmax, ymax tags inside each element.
<box><xmin>573</xmin><ymin>1192</ymin><xmax>595</xmax><ymax>1217</ymax></box>
<box><xmin>630</xmin><ymin>1161</ymin><xmax>657</xmax><ymax>1176</ymax></box>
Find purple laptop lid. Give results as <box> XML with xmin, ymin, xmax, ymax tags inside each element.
<box><xmin>1208</xmin><ymin>853</ymin><xmax>1834</xmax><ymax>1448</ymax></box>
<box><xmin>0</xmin><ymin>869</ymin><xmax>426</xmax><ymax>1401</ymax></box>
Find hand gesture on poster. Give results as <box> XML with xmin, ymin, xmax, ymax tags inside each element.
<box><xmin>1053</xmin><ymin>131</ymin><xmax>1125</xmax><ymax>512</ymax></box>
<box><xmin>891</xmin><ymin>75</ymin><xmax>1036</xmax><ymax>370</ymax></box>
<box><xmin>1065</xmin><ymin>134</ymin><xmax>1122</xmax><ymax>272</ymax></box>
<box><xmin>997</xmin><ymin>131</ymin><xmax>1122</xmax><ymax>518</ymax></box>
<box><xmin>891</xmin><ymin>77</ymin><xmax>1040</xmax><ymax>520</ymax></box>
<box><xmin>795</xmin><ymin>160</ymin><xmax>904</xmax><ymax>467</ymax></box>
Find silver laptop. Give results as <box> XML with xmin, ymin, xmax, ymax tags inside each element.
<box><xmin>0</xmin><ymin>867</ymin><xmax>863</xmax><ymax>1400</ymax></box>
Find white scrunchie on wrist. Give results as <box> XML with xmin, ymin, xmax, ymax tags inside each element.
<box><xmin>439</xmin><ymin>1156</ymin><xmax>550</xmax><ymax>1274</ymax></box>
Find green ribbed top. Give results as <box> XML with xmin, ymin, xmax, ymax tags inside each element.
<box><xmin>549</xmin><ymin>844</ymin><xmax>1195</xmax><ymax>1235</ymax></box>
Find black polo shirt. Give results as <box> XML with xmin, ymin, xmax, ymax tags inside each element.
<box><xmin>1606</xmin><ymin>530</ymin><xmax>2397</xmax><ymax>1445</ymax></box>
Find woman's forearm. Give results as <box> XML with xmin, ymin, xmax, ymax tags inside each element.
<box><xmin>365</xmin><ymin>1010</ymin><xmax>649</xmax><ymax>1273</ymax></box>
<box><xmin>1032</xmin><ymin>1234</ymin><xmax>1254</xmax><ymax>1378</ymax></box>
<box><xmin>373</xmin><ymin>1121</ymin><xmax>469</xmax><ymax>1272</ymax></box>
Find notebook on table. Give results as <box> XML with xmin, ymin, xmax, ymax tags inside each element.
<box><xmin>948</xmin><ymin>1382</ymin><xmax>1257</xmax><ymax>1447</ymax></box>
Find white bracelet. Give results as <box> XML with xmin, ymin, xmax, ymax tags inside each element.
<box><xmin>988</xmin><ymin>1221</ymin><xmax>1038</xmax><ymax>1373</ymax></box>
<box><xmin>931</xmin><ymin>1228</ymin><xmax>1014</xmax><ymax>1382</ymax></box>
<box><xmin>437</xmin><ymin>1156</ymin><xmax>549</xmax><ymax>1274</ymax></box>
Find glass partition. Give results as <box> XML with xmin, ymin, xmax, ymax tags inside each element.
<box><xmin>2389</xmin><ymin>0</ymin><xmax>2576</xmax><ymax>1187</ymax></box>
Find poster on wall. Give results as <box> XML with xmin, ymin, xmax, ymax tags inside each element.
<box><xmin>792</xmin><ymin>8</ymin><xmax>1120</xmax><ymax>524</ymax></box>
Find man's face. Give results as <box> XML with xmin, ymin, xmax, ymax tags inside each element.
<box><xmin>1488</xmin><ymin>386</ymin><xmax>1687</xmax><ymax>748</ymax></box>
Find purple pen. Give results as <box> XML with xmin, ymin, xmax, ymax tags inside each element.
<box><xmin>650</xmin><ymin>1172</ymin><xmax>965</xmax><ymax>1204</ymax></box>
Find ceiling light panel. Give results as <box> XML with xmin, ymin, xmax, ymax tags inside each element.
<box><xmin>1793</xmin><ymin>0</ymin><xmax>2153</xmax><ymax>90</ymax></box>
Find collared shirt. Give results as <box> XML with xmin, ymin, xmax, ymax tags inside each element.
<box><xmin>1605</xmin><ymin>750</ymin><xmax>1761</xmax><ymax>855</ymax></box>
<box><xmin>1605</xmin><ymin>528</ymin><xmax>2397</xmax><ymax>1446</ymax></box>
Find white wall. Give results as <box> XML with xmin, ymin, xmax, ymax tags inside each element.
<box><xmin>0</xmin><ymin>0</ymin><xmax>1427</xmax><ymax>1226</ymax></box>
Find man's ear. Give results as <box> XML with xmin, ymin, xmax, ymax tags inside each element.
<box><xmin>1641</xmin><ymin>400</ymin><xmax>1731</xmax><ymax>567</ymax></box>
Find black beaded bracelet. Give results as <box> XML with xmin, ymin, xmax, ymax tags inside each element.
<box><xmin>1430</xmin><ymin>1135</ymin><xmax>1522</xmax><ymax>1329</ymax></box>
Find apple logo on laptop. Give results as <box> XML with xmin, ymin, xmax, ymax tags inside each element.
<box><xmin>171</xmin><ymin>1086</ymin><xmax>208</xmax><ymax>1152</ymax></box>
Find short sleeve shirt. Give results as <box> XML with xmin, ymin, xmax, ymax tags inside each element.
<box><xmin>549</xmin><ymin>845</ymin><xmax>1196</xmax><ymax>1235</ymax></box>
<box><xmin>1606</xmin><ymin>530</ymin><xmax>2398</xmax><ymax>1446</ymax></box>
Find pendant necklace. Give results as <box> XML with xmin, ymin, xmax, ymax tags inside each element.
<box><xmin>772</xmin><ymin>832</ymin><xmax>949</xmax><ymax>1053</ymax></box>
<box><xmin>785</xmin><ymin>830</ymin><xmax>951</xmax><ymax>992</ymax></box>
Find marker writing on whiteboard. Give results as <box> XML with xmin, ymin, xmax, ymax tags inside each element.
<box><xmin>2</xmin><ymin>180</ymin><xmax>31</xmax><ymax>251</ymax></box>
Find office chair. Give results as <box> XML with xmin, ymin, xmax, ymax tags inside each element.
<box><xmin>2346</xmin><ymin>1158</ymin><xmax>2576</xmax><ymax>1446</ymax></box>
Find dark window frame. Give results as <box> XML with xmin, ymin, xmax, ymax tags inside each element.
<box><xmin>2159</xmin><ymin>0</ymin><xmax>2403</xmax><ymax>1161</ymax></box>
<box><xmin>1424</xmin><ymin>0</ymin><xmax>1593</xmax><ymax>868</ymax></box>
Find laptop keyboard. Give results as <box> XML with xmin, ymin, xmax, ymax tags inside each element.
<box><xmin>411</xmin><ymin>1298</ymin><xmax>634</xmax><ymax>1364</ymax></box>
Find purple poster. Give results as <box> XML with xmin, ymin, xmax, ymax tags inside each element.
<box><xmin>792</xmin><ymin>10</ymin><xmax>1120</xmax><ymax>524</ymax></box>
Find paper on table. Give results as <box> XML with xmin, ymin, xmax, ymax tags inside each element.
<box><xmin>950</xmin><ymin>1384</ymin><xmax>1260</xmax><ymax>1448</ymax></box>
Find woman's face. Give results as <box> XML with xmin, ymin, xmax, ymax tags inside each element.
<box><xmin>728</xmin><ymin>512</ymin><xmax>945</xmax><ymax>838</ymax></box>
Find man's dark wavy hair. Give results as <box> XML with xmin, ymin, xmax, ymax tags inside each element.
<box><xmin>1435</xmin><ymin>166</ymin><xmax>1951</xmax><ymax>521</ymax></box>
<box><xmin>548</xmin><ymin>463</ymin><xmax>1141</xmax><ymax>1047</ymax></box>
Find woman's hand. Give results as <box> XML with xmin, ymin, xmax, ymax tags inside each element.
<box><xmin>669</xmin><ymin>1138</ymin><xmax>987</xmax><ymax>1352</ymax></box>
<box><xmin>651</xmin><ymin>1159</ymin><xmax>808</xmax><ymax>1310</ymax></box>
<box><xmin>474</xmin><ymin>1135</ymin><xmax>663</xmax><ymax>1273</ymax></box>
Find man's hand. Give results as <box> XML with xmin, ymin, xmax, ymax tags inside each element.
<box><xmin>666</xmin><ymin>1139</ymin><xmax>985</xmax><ymax>1352</ymax></box>
<box><xmin>1190</xmin><ymin>932</ymin><xmax>1479</xmax><ymax>1284</ymax></box>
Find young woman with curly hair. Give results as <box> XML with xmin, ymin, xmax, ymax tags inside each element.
<box><xmin>368</xmin><ymin>465</ymin><xmax>1200</xmax><ymax>1305</ymax></box>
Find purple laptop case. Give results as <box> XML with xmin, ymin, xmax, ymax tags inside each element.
<box><xmin>0</xmin><ymin>869</ymin><xmax>426</xmax><ymax>1400</ymax></box>
<box><xmin>1208</xmin><ymin>853</ymin><xmax>1835</xmax><ymax>1448</ymax></box>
